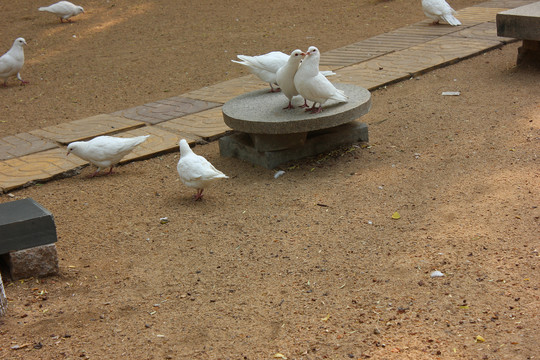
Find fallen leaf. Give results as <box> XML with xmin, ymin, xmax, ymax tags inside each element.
<box><xmin>392</xmin><ymin>211</ymin><xmax>401</xmax><ymax>220</ymax></box>
<box><xmin>475</xmin><ymin>335</ymin><xmax>485</xmax><ymax>343</ymax></box>
<box><xmin>273</xmin><ymin>353</ymin><xmax>287</xmax><ymax>359</ymax></box>
<box><xmin>321</xmin><ymin>314</ymin><xmax>331</xmax><ymax>321</ymax></box>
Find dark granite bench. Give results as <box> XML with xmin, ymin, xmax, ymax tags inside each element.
<box><xmin>497</xmin><ymin>1</ymin><xmax>540</xmax><ymax>66</ymax></box>
<box><xmin>0</xmin><ymin>198</ymin><xmax>59</xmax><ymax>279</ymax></box>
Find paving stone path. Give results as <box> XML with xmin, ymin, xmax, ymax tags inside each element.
<box><xmin>0</xmin><ymin>0</ymin><xmax>533</xmax><ymax>193</ymax></box>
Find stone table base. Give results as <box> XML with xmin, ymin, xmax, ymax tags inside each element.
<box><xmin>219</xmin><ymin>121</ymin><xmax>368</xmax><ymax>169</ymax></box>
<box><xmin>497</xmin><ymin>2</ymin><xmax>540</xmax><ymax>67</ymax></box>
<box><xmin>517</xmin><ymin>39</ymin><xmax>540</xmax><ymax>66</ymax></box>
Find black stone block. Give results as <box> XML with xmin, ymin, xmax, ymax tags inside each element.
<box><xmin>0</xmin><ymin>198</ymin><xmax>57</xmax><ymax>254</ymax></box>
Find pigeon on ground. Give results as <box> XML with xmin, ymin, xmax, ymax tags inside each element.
<box><xmin>177</xmin><ymin>139</ymin><xmax>228</xmax><ymax>201</ymax></box>
<box><xmin>232</xmin><ymin>51</ymin><xmax>289</xmax><ymax>92</ymax></box>
<box><xmin>39</xmin><ymin>1</ymin><xmax>85</xmax><ymax>23</ymax></box>
<box><xmin>275</xmin><ymin>49</ymin><xmax>307</xmax><ymax>109</ymax></box>
<box><xmin>293</xmin><ymin>46</ymin><xmax>347</xmax><ymax>113</ymax></box>
<box><xmin>0</xmin><ymin>38</ymin><xmax>28</xmax><ymax>87</ymax></box>
<box><xmin>421</xmin><ymin>0</ymin><xmax>461</xmax><ymax>26</ymax></box>
<box><xmin>67</xmin><ymin>135</ymin><xmax>150</xmax><ymax>177</ymax></box>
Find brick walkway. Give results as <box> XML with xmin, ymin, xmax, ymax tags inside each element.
<box><xmin>0</xmin><ymin>0</ymin><xmax>532</xmax><ymax>192</ymax></box>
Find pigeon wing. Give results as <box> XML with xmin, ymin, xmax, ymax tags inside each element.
<box><xmin>178</xmin><ymin>154</ymin><xmax>227</xmax><ymax>188</ymax></box>
<box><xmin>0</xmin><ymin>54</ymin><xmax>16</xmax><ymax>77</ymax></box>
<box><xmin>84</xmin><ymin>136</ymin><xmax>145</xmax><ymax>166</ymax></box>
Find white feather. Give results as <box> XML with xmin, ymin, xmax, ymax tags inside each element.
<box><xmin>39</xmin><ymin>1</ymin><xmax>85</xmax><ymax>22</ymax></box>
<box><xmin>0</xmin><ymin>38</ymin><xmax>27</xmax><ymax>86</ymax></box>
<box><xmin>67</xmin><ymin>135</ymin><xmax>149</xmax><ymax>175</ymax></box>
<box><xmin>177</xmin><ymin>139</ymin><xmax>228</xmax><ymax>200</ymax></box>
<box><xmin>232</xmin><ymin>51</ymin><xmax>289</xmax><ymax>91</ymax></box>
<box><xmin>293</xmin><ymin>46</ymin><xmax>347</xmax><ymax>112</ymax></box>
<box><xmin>421</xmin><ymin>0</ymin><xmax>461</xmax><ymax>26</ymax></box>
<box><xmin>275</xmin><ymin>49</ymin><xmax>304</xmax><ymax>108</ymax></box>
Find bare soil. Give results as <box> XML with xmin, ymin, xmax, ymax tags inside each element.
<box><xmin>1</xmin><ymin>0</ymin><xmax>539</xmax><ymax>359</ymax></box>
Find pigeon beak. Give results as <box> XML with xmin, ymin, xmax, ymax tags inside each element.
<box><xmin>301</xmin><ymin>52</ymin><xmax>306</xmax><ymax>56</ymax></box>
<box><xmin>66</xmin><ymin>150</ymin><xmax>70</xmax><ymax>156</ymax></box>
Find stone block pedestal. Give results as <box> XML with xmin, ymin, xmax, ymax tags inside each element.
<box><xmin>220</xmin><ymin>121</ymin><xmax>368</xmax><ymax>169</ymax></box>
<box><xmin>4</xmin><ymin>244</ymin><xmax>59</xmax><ymax>280</ymax></box>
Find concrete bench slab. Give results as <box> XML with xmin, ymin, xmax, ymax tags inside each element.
<box><xmin>0</xmin><ymin>198</ymin><xmax>57</xmax><ymax>254</ymax></box>
<box><xmin>497</xmin><ymin>1</ymin><xmax>540</xmax><ymax>65</ymax></box>
<box><xmin>0</xmin><ymin>198</ymin><xmax>59</xmax><ymax>279</ymax></box>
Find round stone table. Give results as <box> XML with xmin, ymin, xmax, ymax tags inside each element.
<box><xmin>219</xmin><ymin>83</ymin><xmax>372</xmax><ymax>168</ymax></box>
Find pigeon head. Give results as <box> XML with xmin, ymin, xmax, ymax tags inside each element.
<box><xmin>15</xmin><ymin>38</ymin><xmax>27</xmax><ymax>47</ymax></box>
<box><xmin>76</xmin><ymin>6</ymin><xmax>84</xmax><ymax>14</ymax></box>
<box><xmin>66</xmin><ymin>142</ymin><xmax>82</xmax><ymax>156</ymax></box>
<box><xmin>179</xmin><ymin>139</ymin><xmax>193</xmax><ymax>158</ymax></box>
<box><xmin>287</xmin><ymin>49</ymin><xmax>304</xmax><ymax>65</ymax></box>
<box><xmin>305</xmin><ymin>46</ymin><xmax>319</xmax><ymax>57</ymax></box>
<box><xmin>290</xmin><ymin>49</ymin><xmax>304</xmax><ymax>58</ymax></box>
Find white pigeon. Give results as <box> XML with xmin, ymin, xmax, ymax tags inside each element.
<box><xmin>232</xmin><ymin>51</ymin><xmax>289</xmax><ymax>92</ymax></box>
<box><xmin>293</xmin><ymin>46</ymin><xmax>348</xmax><ymax>114</ymax></box>
<box><xmin>0</xmin><ymin>38</ymin><xmax>28</xmax><ymax>87</ymax></box>
<box><xmin>39</xmin><ymin>1</ymin><xmax>85</xmax><ymax>23</ymax></box>
<box><xmin>421</xmin><ymin>0</ymin><xmax>461</xmax><ymax>26</ymax></box>
<box><xmin>275</xmin><ymin>49</ymin><xmax>306</xmax><ymax>109</ymax></box>
<box><xmin>177</xmin><ymin>139</ymin><xmax>228</xmax><ymax>201</ymax></box>
<box><xmin>67</xmin><ymin>135</ymin><xmax>150</xmax><ymax>177</ymax></box>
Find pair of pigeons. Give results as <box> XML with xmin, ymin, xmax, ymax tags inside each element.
<box><xmin>234</xmin><ymin>46</ymin><xmax>347</xmax><ymax>113</ymax></box>
<box><xmin>0</xmin><ymin>2</ymin><xmax>84</xmax><ymax>87</ymax></box>
<box><xmin>67</xmin><ymin>136</ymin><xmax>228</xmax><ymax>201</ymax></box>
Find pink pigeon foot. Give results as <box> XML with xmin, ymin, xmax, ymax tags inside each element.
<box><xmin>269</xmin><ymin>83</ymin><xmax>281</xmax><ymax>93</ymax></box>
<box><xmin>305</xmin><ymin>103</ymin><xmax>320</xmax><ymax>113</ymax></box>
<box><xmin>87</xmin><ymin>170</ymin><xmax>100</xmax><ymax>178</ymax></box>
<box><xmin>283</xmin><ymin>101</ymin><xmax>294</xmax><ymax>110</ymax></box>
<box><xmin>193</xmin><ymin>189</ymin><xmax>204</xmax><ymax>201</ymax></box>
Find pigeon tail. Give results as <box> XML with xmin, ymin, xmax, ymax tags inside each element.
<box><xmin>131</xmin><ymin>135</ymin><xmax>151</xmax><ymax>147</ymax></box>
<box><xmin>441</xmin><ymin>14</ymin><xmax>461</xmax><ymax>26</ymax></box>
<box><xmin>331</xmin><ymin>89</ymin><xmax>348</xmax><ymax>103</ymax></box>
<box><xmin>320</xmin><ymin>70</ymin><xmax>336</xmax><ymax>77</ymax></box>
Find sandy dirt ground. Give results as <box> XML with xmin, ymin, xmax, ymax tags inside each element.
<box><xmin>1</xmin><ymin>0</ymin><xmax>539</xmax><ymax>359</ymax></box>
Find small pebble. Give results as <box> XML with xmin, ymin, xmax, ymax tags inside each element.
<box><xmin>430</xmin><ymin>270</ymin><xmax>444</xmax><ymax>278</ymax></box>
